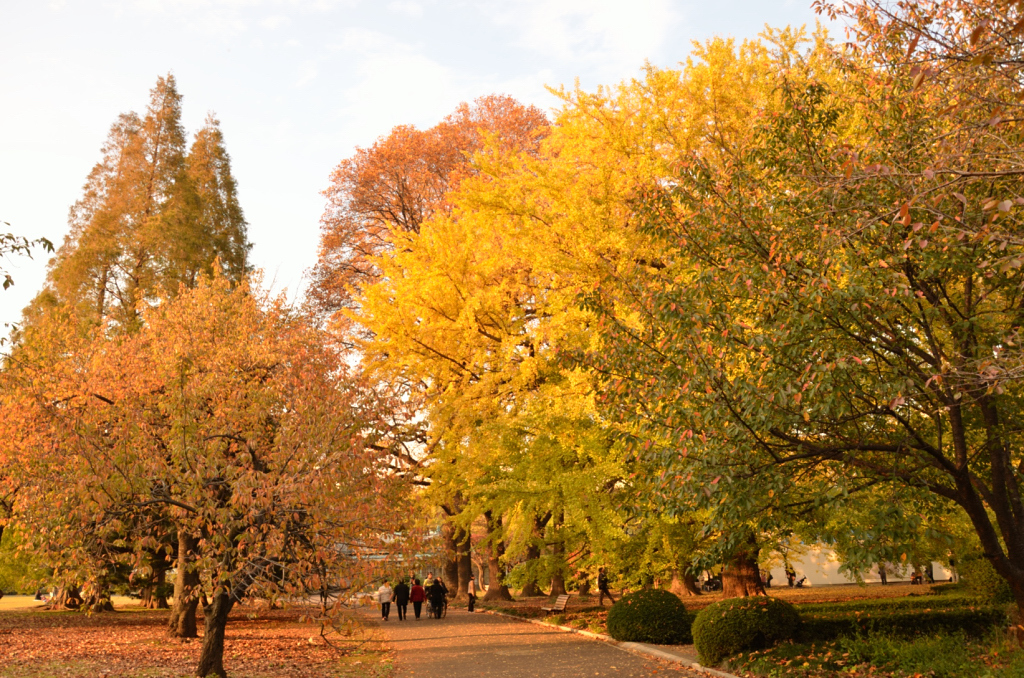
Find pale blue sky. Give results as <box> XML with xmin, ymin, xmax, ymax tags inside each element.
<box><xmin>1</xmin><ymin>0</ymin><xmax>828</xmax><ymax>330</ymax></box>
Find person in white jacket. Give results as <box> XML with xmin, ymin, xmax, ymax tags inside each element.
<box><xmin>377</xmin><ymin>581</ymin><xmax>394</xmax><ymax>621</ymax></box>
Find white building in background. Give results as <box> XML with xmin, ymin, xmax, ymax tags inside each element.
<box><xmin>767</xmin><ymin>546</ymin><xmax>955</xmax><ymax>587</ymax></box>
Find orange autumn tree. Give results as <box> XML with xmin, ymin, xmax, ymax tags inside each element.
<box><xmin>309</xmin><ymin>94</ymin><xmax>548</xmax><ymax>332</ymax></box>
<box><xmin>2</xmin><ymin>274</ymin><xmax>407</xmax><ymax>678</ymax></box>
<box><xmin>308</xmin><ymin>95</ymin><xmax>547</xmax><ymax>595</ymax></box>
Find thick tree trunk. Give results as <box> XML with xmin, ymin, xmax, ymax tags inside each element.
<box><xmin>84</xmin><ymin>590</ymin><xmax>115</xmax><ymax>612</ymax></box>
<box><xmin>519</xmin><ymin>541</ymin><xmax>546</xmax><ymax>597</ymax></box>
<box><xmin>483</xmin><ymin>511</ymin><xmax>513</xmax><ymax>602</ymax></box>
<box><xmin>670</xmin><ymin>569</ymin><xmax>702</xmax><ymax>596</ymax></box>
<box><xmin>48</xmin><ymin>586</ymin><xmax>83</xmax><ymax>610</ymax></box>
<box><xmin>196</xmin><ymin>592</ymin><xmax>234</xmax><ymax>678</ymax></box>
<box><xmin>577</xmin><ymin>577</ymin><xmax>592</xmax><ymax>596</ymax></box>
<box><xmin>721</xmin><ymin>538</ymin><xmax>766</xmax><ymax>598</ymax></box>
<box><xmin>142</xmin><ymin>556</ymin><xmax>170</xmax><ymax>609</ymax></box>
<box><xmin>520</xmin><ymin>514</ymin><xmax>550</xmax><ymax>597</ymax></box>
<box><xmin>442</xmin><ymin>521</ymin><xmax>460</xmax><ymax>593</ymax></box>
<box><xmin>550</xmin><ymin>539</ymin><xmax>567</xmax><ymax>597</ymax></box>
<box><xmin>169</xmin><ymin>532</ymin><xmax>200</xmax><ymax>638</ymax></box>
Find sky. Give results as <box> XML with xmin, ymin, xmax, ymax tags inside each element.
<box><xmin>0</xmin><ymin>0</ymin><xmax>830</xmax><ymax>332</ymax></box>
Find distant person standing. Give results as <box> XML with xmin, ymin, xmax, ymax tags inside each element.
<box><xmin>785</xmin><ymin>563</ymin><xmax>796</xmax><ymax>587</ymax></box>
<box><xmin>598</xmin><ymin>567</ymin><xmax>616</xmax><ymax>606</ymax></box>
<box><xmin>377</xmin><ymin>581</ymin><xmax>393</xmax><ymax>621</ymax></box>
<box><xmin>410</xmin><ymin>578</ymin><xmax>426</xmax><ymax>620</ymax></box>
<box><xmin>393</xmin><ymin>578</ymin><xmax>410</xmax><ymax>621</ymax></box>
<box><xmin>467</xmin><ymin>575</ymin><xmax>478</xmax><ymax>612</ymax></box>
<box><xmin>878</xmin><ymin>563</ymin><xmax>888</xmax><ymax>585</ymax></box>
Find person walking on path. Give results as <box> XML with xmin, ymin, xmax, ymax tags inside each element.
<box><xmin>467</xmin><ymin>575</ymin><xmax>478</xmax><ymax>612</ymax></box>
<box><xmin>377</xmin><ymin>581</ymin><xmax>394</xmax><ymax>621</ymax></box>
<box><xmin>393</xmin><ymin>578</ymin><xmax>410</xmax><ymax>620</ymax></box>
<box><xmin>597</xmin><ymin>567</ymin><xmax>616</xmax><ymax>606</ymax></box>
<box><xmin>410</xmin><ymin>578</ymin><xmax>425</xmax><ymax>620</ymax></box>
<box><xmin>423</xmin><ymin>573</ymin><xmax>435</xmax><ymax>616</ymax></box>
<box><xmin>428</xmin><ymin>577</ymin><xmax>446</xmax><ymax>619</ymax></box>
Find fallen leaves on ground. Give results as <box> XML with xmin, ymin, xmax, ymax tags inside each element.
<box><xmin>0</xmin><ymin>602</ymin><xmax>392</xmax><ymax>678</ymax></box>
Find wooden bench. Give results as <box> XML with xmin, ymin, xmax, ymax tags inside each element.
<box><xmin>541</xmin><ymin>594</ymin><xmax>570</xmax><ymax>614</ymax></box>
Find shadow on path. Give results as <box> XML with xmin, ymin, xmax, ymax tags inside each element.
<box><xmin>364</xmin><ymin>607</ymin><xmax>702</xmax><ymax>677</ymax></box>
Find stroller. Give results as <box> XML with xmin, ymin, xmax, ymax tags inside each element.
<box><xmin>424</xmin><ymin>593</ymin><xmax>448</xmax><ymax>618</ymax></box>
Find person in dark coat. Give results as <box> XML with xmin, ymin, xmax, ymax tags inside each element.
<box><xmin>428</xmin><ymin>578</ymin><xmax>446</xmax><ymax>619</ymax></box>
<box><xmin>598</xmin><ymin>567</ymin><xmax>616</xmax><ymax>606</ymax></box>
<box><xmin>393</xmin><ymin>578</ymin><xmax>410</xmax><ymax>620</ymax></box>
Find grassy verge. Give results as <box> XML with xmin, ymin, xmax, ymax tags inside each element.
<box><xmin>730</xmin><ymin>631</ymin><xmax>1024</xmax><ymax>678</ymax></box>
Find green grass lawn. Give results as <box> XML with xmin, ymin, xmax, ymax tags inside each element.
<box><xmin>482</xmin><ymin>584</ymin><xmax>1024</xmax><ymax>677</ymax></box>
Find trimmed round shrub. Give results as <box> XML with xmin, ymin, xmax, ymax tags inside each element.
<box><xmin>692</xmin><ymin>596</ymin><xmax>801</xmax><ymax>667</ymax></box>
<box><xmin>606</xmin><ymin>589</ymin><xmax>694</xmax><ymax>645</ymax></box>
<box><xmin>958</xmin><ymin>554</ymin><xmax>1013</xmax><ymax>604</ymax></box>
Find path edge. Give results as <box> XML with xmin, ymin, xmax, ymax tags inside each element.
<box><xmin>478</xmin><ymin>608</ymin><xmax>741</xmax><ymax>678</ymax></box>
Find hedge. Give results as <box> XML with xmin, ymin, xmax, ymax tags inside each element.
<box><xmin>798</xmin><ymin>605</ymin><xmax>1008</xmax><ymax>642</ymax></box>
<box><xmin>606</xmin><ymin>589</ymin><xmax>693</xmax><ymax>645</ymax></box>
<box><xmin>797</xmin><ymin>594</ymin><xmax>977</xmax><ymax>616</ymax></box>
<box><xmin>692</xmin><ymin>597</ymin><xmax>800</xmax><ymax>666</ymax></box>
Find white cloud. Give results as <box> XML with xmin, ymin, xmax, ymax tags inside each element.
<box><xmin>323</xmin><ymin>28</ymin><xmax>464</xmax><ymax>140</ymax></box>
<box><xmin>260</xmin><ymin>14</ymin><xmax>289</xmax><ymax>29</ymax></box>
<box><xmin>326</xmin><ymin>26</ymin><xmax>394</xmax><ymax>52</ymax></box>
<box><xmin>387</xmin><ymin>0</ymin><xmax>424</xmax><ymax>18</ymax></box>
<box><xmin>295</xmin><ymin>59</ymin><xmax>318</xmax><ymax>87</ymax></box>
<box><xmin>482</xmin><ymin>0</ymin><xmax>679</xmax><ymax>76</ymax></box>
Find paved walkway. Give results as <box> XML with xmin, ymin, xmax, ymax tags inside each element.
<box><xmin>364</xmin><ymin>607</ymin><xmax>704</xmax><ymax>677</ymax></box>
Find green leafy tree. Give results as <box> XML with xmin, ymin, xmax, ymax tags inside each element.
<box><xmin>586</xmin><ymin>0</ymin><xmax>1024</xmax><ymax>614</ymax></box>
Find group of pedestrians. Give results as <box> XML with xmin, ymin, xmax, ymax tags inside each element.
<box><xmin>375</xmin><ymin>567</ymin><xmax>612</xmax><ymax>620</ymax></box>
<box><xmin>376</xmin><ymin>572</ymin><xmax>457</xmax><ymax>621</ymax></box>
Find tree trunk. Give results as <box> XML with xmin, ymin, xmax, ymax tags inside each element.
<box><xmin>442</xmin><ymin>521</ymin><xmax>460</xmax><ymax>593</ymax></box>
<box><xmin>550</xmin><ymin>538</ymin><xmax>567</xmax><ymax>597</ymax></box>
<box><xmin>483</xmin><ymin>511</ymin><xmax>513</xmax><ymax>601</ymax></box>
<box><xmin>84</xmin><ymin>590</ymin><xmax>115</xmax><ymax>612</ymax></box>
<box><xmin>670</xmin><ymin>569</ymin><xmax>702</xmax><ymax>596</ymax></box>
<box><xmin>577</xmin><ymin>577</ymin><xmax>592</xmax><ymax>596</ymax></box>
<box><xmin>169</xmin><ymin>532</ymin><xmax>200</xmax><ymax>638</ymax></box>
<box><xmin>195</xmin><ymin>592</ymin><xmax>234</xmax><ymax>678</ymax></box>
<box><xmin>457</xmin><ymin>529</ymin><xmax>472</xmax><ymax>601</ymax></box>
<box><xmin>721</xmin><ymin>537</ymin><xmax>766</xmax><ymax>598</ymax></box>
<box><xmin>48</xmin><ymin>586</ymin><xmax>83</xmax><ymax>610</ymax></box>
<box><xmin>143</xmin><ymin>555</ymin><xmax>170</xmax><ymax>609</ymax></box>
<box><xmin>519</xmin><ymin>541</ymin><xmax>546</xmax><ymax>597</ymax></box>
<box><xmin>520</xmin><ymin>514</ymin><xmax>550</xmax><ymax>597</ymax></box>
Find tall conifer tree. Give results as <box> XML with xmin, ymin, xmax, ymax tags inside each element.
<box><xmin>28</xmin><ymin>75</ymin><xmax>249</xmax><ymax>330</ymax></box>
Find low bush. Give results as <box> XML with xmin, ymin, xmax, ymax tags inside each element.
<box><xmin>605</xmin><ymin>589</ymin><xmax>693</xmax><ymax>645</ymax></box>
<box><xmin>691</xmin><ymin>596</ymin><xmax>800</xmax><ymax>667</ymax></box>
<box><xmin>958</xmin><ymin>554</ymin><xmax>1014</xmax><ymax>604</ymax></box>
